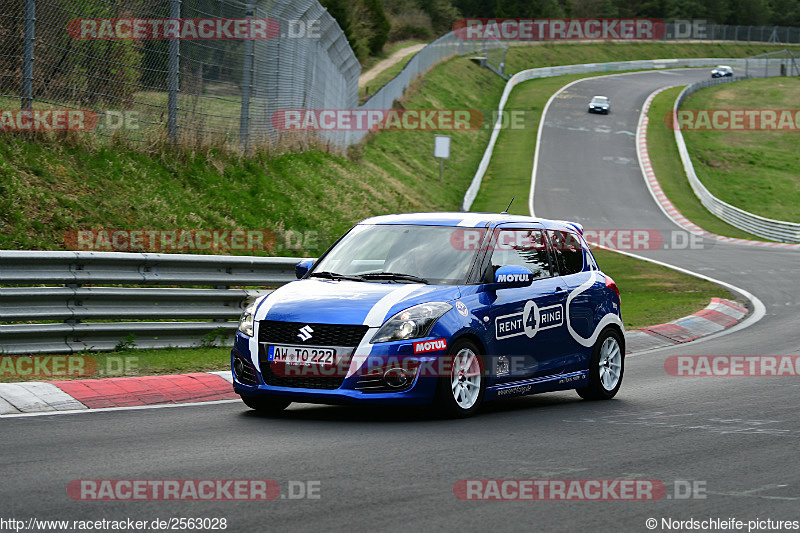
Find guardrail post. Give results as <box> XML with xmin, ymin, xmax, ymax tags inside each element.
<box><xmin>21</xmin><ymin>0</ymin><xmax>35</xmax><ymax>109</ymax></box>
<box><xmin>167</xmin><ymin>0</ymin><xmax>181</xmax><ymax>144</ymax></box>
<box><xmin>239</xmin><ymin>3</ymin><xmax>254</xmax><ymax>155</ymax></box>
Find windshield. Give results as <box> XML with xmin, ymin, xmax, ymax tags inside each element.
<box><xmin>312</xmin><ymin>224</ymin><xmax>481</xmax><ymax>285</ymax></box>
<box><xmin>591</xmin><ymin>97</ymin><xmax>608</xmax><ymax>104</ymax></box>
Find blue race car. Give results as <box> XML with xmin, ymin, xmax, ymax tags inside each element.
<box><xmin>232</xmin><ymin>213</ymin><xmax>624</xmax><ymax>418</ymax></box>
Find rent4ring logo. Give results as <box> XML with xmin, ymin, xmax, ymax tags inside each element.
<box><xmin>453</xmin><ymin>18</ymin><xmax>666</xmax><ymax>40</ymax></box>
<box><xmin>495</xmin><ymin>301</ymin><xmax>563</xmax><ymax>340</ymax></box>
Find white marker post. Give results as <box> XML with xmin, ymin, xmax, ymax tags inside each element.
<box><xmin>434</xmin><ymin>135</ymin><xmax>450</xmax><ymax>183</ymax></box>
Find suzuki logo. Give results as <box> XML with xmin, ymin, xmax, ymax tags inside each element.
<box><xmin>297</xmin><ymin>325</ymin><xmax>314</xmax><ymax>342</ymax></box>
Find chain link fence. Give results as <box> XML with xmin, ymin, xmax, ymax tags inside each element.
<box><xmin>1</xmin><ymin>3</ymin><xmax>799</xmax><ymax>153</ymax></box>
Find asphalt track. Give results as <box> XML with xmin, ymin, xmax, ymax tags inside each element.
<box><xmin>3</xmin><ymin>69</ymin><xmax>799</xmax><ymax>532</ymax></box>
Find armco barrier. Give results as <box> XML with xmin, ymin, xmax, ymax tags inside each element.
<box><xmin>673</xmin><ymin>78</ymin><xmax>800</xmax><ymax>243</ymax></box>
<box><xmin>461</xmin><ymin>57</ymin><xmax>793</xmax><ymax>216</ymax></box>
<box><xmin>0</xmin><ymin>251</ymin><xmax>304</xmax><ymax>355</ymax></box>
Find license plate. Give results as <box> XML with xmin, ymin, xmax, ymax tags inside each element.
<box><xmin>268</xmin><ymin>345</ymin><xmax>336</xmax><ymax>365</ymax></box>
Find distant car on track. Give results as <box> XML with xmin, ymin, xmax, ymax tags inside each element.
<box><xmin>231</xmin><ymin>213</ymin><xmax>625</xmax><ymax>418</ymax></box>
<box><xmin>588</xmin><ymin>96</ymin><xmax>610</xmax><ymax>114</ymax></box>
<box><xmin>711</xmin><ymin>65</ymin><xmax>734</xmax><ymax>78</ymax></box>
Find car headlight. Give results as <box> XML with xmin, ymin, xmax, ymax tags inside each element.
<box><xmin>238</xmin><ymin>302</ymin><xmax>256</xmax><ymax>337</ymax></box>
<box><xmin>371</xmin><ymin>302</ymin><xmax>452</xmax><ymax>343</ymax></box>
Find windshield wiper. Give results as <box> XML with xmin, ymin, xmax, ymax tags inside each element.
<box><xmin>309</xmin><ymin>271</ymin><xmax>365</xmax><ymax>282</ymax></box>
<box><xmin>361</xmin><ymin>272</ymin><xmax>429</xmax><ymax>284</ymax></box>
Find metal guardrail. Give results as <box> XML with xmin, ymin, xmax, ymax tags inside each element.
<box><xmin>461</xmin><ymin>57</ymin><xmax>796</xmax><ymax>212</ymax></box>
<box><xmin>674</xmin><ymin>77</ymin><xmax>800</xmax><ymax>243</ymax></box>
<box><xmin>0</xmin><ymin>251</ymin><xmax>304</xmax><ymax>354</ymax></box>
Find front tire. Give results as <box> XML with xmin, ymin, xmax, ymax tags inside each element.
<box><xmin>434</xmin><ymin>339</ymin><xmax>485</xmax><ymax>418</ymax></box>
<box><xmin>241</xmin><ymin>395</ymin><xmax>291</xmax><ymax>414</ymax></box>
<box><xmin>577</xmin><ymin>328</ymin><xmax>624</xmax><ymax>400</ymax></box>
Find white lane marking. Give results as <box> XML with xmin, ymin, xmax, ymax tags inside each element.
<box><xmin>208</xmin><ymin>370</ymin><xmax>233</xmax><ymax>383</ymax></box>
<box><xmin>0</xmin><ymin>383</ymin><xmax>56</xmax><ymax>412</ymax></box>
<box><xmin>20</xmin><ymin>382</ymin><xmax>87</xmax><ymax>411</ymax></box>
<box><xmin>528</xmin><ymin>69</ymin><xmax>698</xmax><ymax>217</ymax></box>
<box><xmin>604</xmin><ymin>247</ymin><xmax>766</xmax><ymax>356</ymax></box>
<box><xmin>0</xmin><ymin>396</ymin><xmax>20</xmax><ymax>415</ymax></box>
<box><xmin>529</xmin><ymin>72</ymin><xmax>766</xmax><ymax>348</ymax></box>
<box><xmin>0</xmin><ymin>399</ymin><xmax>242</xmax><ymax>418</ymax></box>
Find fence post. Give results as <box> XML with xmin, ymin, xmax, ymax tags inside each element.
<box><xmin>167</xmin><ymin>0</ymin><xmax>181</xmax><ymax>144</ymax></box>
<box><xmin>21</xmin><ymin>0</ymin><xmax>35</xmax><ymax>109</ymax></box>
<box><xmin>240</xmin><ymin>3</ymin><xmax>254</xmax><ymax>154</ymax></box>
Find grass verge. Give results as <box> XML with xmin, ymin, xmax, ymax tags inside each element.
<box><xmin>0</xmin><ymin>348</ymin><xmax>228</xmax><ymax>383</ymax></box>
<box><xmin>468</xmin><ymin>74</ymin><xmax>736</xmax><ymax>331</ymax></box>
<box><xmin>3</xmin><ymin>43</ymin><xmax>766</xmax><ymax>379</ymax></box>
<box><xmin>646</xmin><ymin>86</ymin><xmax>762</xmax><ymax>240</ymax></box>
<box><xmin>680</xmin><ymin>77</ymin><xmax>800</xmax><ymax>223</ymax></box>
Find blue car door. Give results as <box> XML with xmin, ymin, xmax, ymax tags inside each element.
<box><xmin>481</xmin><ymin>224</ymin><xmax>571</xmax><ymax>381</ymax></box>
<box><xmin>546</xmin><ymin>228</ymin><xmax>597</xmax><ymax>372</ymax></box>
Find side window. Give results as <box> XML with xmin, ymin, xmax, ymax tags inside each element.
<box><xmin>547</xmin><ymin>230</ymin><xmax>585</xmax><ymax>275</ymax></box>
<box><xmin>484</xmin><ymin>229</ymin><xmax>553</xmax><ymax>282</ymax></box>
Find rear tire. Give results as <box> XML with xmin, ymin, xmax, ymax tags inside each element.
<box><xmin>434</xmin><ymin>339</ymin><xmax>485</xmax><ymax>418</ymax></box>
<box><xmin>241</xmin><ymin>395</ymin><xmax>291</xmax><ymax>414</ymax></box>
<box><xmin>577</xmin><ymin>328</ymin><xmax>624</xmax><ymax>401</ymax></box>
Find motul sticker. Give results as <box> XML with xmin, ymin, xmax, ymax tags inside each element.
<box><xmin>414</xmin><ymin>339</ymin><xmax>448</xmax><ymax>354</ymax></box>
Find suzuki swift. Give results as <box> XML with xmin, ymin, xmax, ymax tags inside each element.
<box><xmin>231</xmin><ymin>213</ymin><xmax>624</xmax><ymax>418</ymax></box>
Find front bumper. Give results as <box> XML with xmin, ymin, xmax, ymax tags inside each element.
<box><xmin>230</xmin><ymin>332</ymin><xmax>443</xmax><ymax>406</ymax></box>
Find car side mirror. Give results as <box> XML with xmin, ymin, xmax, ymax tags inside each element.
<box><xmin>483</xmin><ymin>265</ymin><xmax>534</xmax><ymax>291</ymax></box>
<box><xmin>295</xmin><ymin>259</ymin><xmax>314</xmax><ymax>279</ymax></box>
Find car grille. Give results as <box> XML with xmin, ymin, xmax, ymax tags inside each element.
<box><xmin>258</xmin><ymin>348</ymin><xmax>349</xmax><ymax>390</ymax></box>
<box><xmin>232</xmin><ymin>352</ymin><xmax>260</xmax><ymax>386</ymax></box>
<box><xmin>257</xmin><ymin>320</ymin><xmax>367</xmax><ymax>390</ymax></box>
<box><xmin>258</xmin><ymin>320</ymin><xmax>369</xmax><ymax>347</ymax></box>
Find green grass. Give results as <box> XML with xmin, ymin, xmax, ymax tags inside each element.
<box><xmin>359</xmin><ymin>40</ymin><xmax>428</xmax><ymax>72</ymax></box>
<box><xmin>680</xmin><ymin>77</ymin><xmax>800</xmax><ymax>223</ymax></box>
<box><xmin>646</xmin><ymin>86</ymin><xmax>762</xmax><ymax>240</ymax></box>
<box><xmin>503</xmin><ymin>42</ymin><xmax>799</xmax><ymax>76</ymax></box>
<box><xmin>471</xmin><ymin>72</ymin><xmax>622</xmax><ymax>214</ymax></box>
<box><xmin>2</xmin><ymin>42</ymin><xmax>763</xmax><ymax>378</ymax></box>
<box><xmin>359</xmin><ymin>52</ymin><xmax>419</xmax><ymax>103</ymax></box>
<box><xmin>0</xmin><ymin>347</ymin><xmax>228</xmax><ymax>383</ymax></box>
<box><xmin>0</xmin><ymin>55</ymin><xmax>507</xmax><ymax>255</ymax></box>
<box><xmin>467</xmin><ymin>73</ymin><xmax>736</xmax><ymax>331</ymax></box>
<box><xmin>592</xmin><ymin>249</ymin><xmax>730</xmax><ymax>330</ymax></box>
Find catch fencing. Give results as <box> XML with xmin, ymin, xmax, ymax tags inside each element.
<box><xmin>3</xmin><ymin>1</ymin><xmax>798</xmax><ymax>152</ymax></box>
<box><xmin>0</xmin><ymin>0</ymin><xmax>503</xmax><ymax>152</ymax></box>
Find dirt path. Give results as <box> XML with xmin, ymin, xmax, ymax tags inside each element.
<box><xmin>359</xmin><ymin>43</ymin><xmax>426</xmax><ymax>86</ymax></box>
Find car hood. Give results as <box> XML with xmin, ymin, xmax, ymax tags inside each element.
<box><xmin>254</xmin><ymin>278</ymin><xmax>462</xmax><ymax>327</ymax></box>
